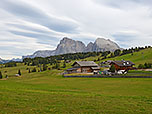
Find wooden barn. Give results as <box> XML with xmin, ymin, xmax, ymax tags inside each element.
<box><xmin>67</xmin><ymin>61</ymin><xmax>100</xmax><ymax>73</ymax></box>
<box><xmin>110</xmin><ymin>60</ymin><xmax>135</xmax><ymax>71</ymax></box>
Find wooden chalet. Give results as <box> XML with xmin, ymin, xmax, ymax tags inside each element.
<box><xmin>110</xmin><ymin>60</ymin><xmax>135</xmax><ymax>71</ymax></box>
<box><xmin>67</xmin><ymin>61</ymin><xmax>100</xmax><ymax>73</ymax></box>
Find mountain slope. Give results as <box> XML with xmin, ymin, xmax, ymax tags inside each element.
<box><xmin>85</xmin><ymin>48</ymin><xmax>152</xmax><ymax>66</ymax></box>
<box><xmin>23</xmin><ymin>37</ymin><xmax>120</xmax><ymax>59</ymax></box>
<box><xmin>22</xmin><ymin>50</ymin><xmax>55</xmax><ymax>59</ymax></box>
<box><xmin>0</xmin><ymin>58</ymin><xmax>11</xmax><ymax>64</ymax></box>
<box><xmin>55</xmin><ymin>37</ymin><xmax>86</xmax><ymax>55</ymax></box>
<box><xmin>0</xmin><ymin>58</ymin><xmax>4</xmax><ymax>64</ymax></box>
<box><xmin>92</xmin><ymin>38</ymin><xmax>120</xmax><ymax>52</ymax></box>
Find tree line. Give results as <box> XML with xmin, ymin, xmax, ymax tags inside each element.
<box><xmin>23</xmin><ymin>46</ymin><xmax>151</xmax><ymax>67</ymax></box>
<box><xmin>138</xmin><ymin>63</ymin><xmax>152</xmax><ymax>69</ymax></box>
<box><xmin>23</xmin><ymin>51</ymin><xmax>103</xmax><ymax>66</ymax></box>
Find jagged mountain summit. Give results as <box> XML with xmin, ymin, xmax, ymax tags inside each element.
<box><xmin>23</xmin><ymin>37</ymin><xmax>120</xmax><ymax>59</ymax></box>
<box><xmin>92</xmin><ymin>38</ymin><xmax>120</xmax><ymax>52</ymax></box>
<box><xmin>55</xmin><ymin>37</ymin><xmax>86</xmax><ymax>55</ymax></box>
<box><xmin>85</xmin><ymin>42</ymin><xmax>94</xmax><ymax>52</ymax></box>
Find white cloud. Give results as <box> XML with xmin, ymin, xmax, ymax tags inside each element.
<box><xmin>0</xmin><ymin>0</ymin><xmax>152</xmax><ymax>59</ymax></box>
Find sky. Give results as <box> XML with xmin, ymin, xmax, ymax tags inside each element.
<box><xmin>0</xmin><ymin>0</ymin><xmax>152</xmax><ymax>59</ymax></box>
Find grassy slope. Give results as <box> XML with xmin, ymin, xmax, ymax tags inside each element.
<box><xmin>0</xmin><ymin>64</ymin><xmax>152</xmax><ymax>113</ymax></box>
<box><xmin>85</xmin><ymin>48</ymin><xmax>152</xmax><ymax>67</ymax></box>
<box><xmin>0</xmin><ymin>48</ymin><xmax>152</xmax><ymax>113</ymax></box>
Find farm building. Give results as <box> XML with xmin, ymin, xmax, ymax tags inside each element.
<box><xmin>110</xmin><ymin>60</ymin><xmax>135</xmax><ymax>71</ymax></box>
<box><xmin>67</xmin><ymin>61</ymin><xmax>100</xmax><ymax>73</ymax></box>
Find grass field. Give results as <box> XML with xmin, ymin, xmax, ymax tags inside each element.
<box><xmin>0</xmin><ymin>64</ymin><xmax>152</xmax><ymax>114</ymax></box>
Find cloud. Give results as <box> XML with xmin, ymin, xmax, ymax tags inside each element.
<box><xmin>0</xmin><ymin>0</ymin><xmax>152</xmax><ymax>59</ymax></box>
<box><xmin>0</xmin><ymin>0</ymin><xmax>79</xmax><ymax>33</ymax></box>
<box><xmin>94</xmin><ymin>0</ymin><xmax>152</xmax><ymax>9</ymax></box>
<box><xmin>7</xmin><ymin>23</ymin><xmax>52</xmax><ymax>34</ymax></box>
<box><xmin>8</xmin><ymin>30</ymin><xmax>59</xmax><ymax>46</ymax></box>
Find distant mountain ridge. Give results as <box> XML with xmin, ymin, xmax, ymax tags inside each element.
<box><xmin>23</xmin><ymin>37</ymin><xmax>120</xmax><ymax>59</ymax></box>
<box><xmin>23</xmin><ymin>50</ymin><xmax>56</xmax><ymax>59</ymax></box>
<box><xmin>0</xmin><ymin>58</ymin><xmax>22</xmax><ymax>64</ymax></box>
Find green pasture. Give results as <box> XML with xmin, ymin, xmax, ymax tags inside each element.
<box><xmin>0</xmin><ymin>64</ymin><xmax>152</xmax><ymax>114</ymax></box>
<box><xmin>85</xmin><ymin>48</ymin><xmax>152</xmax><ymax>67</ymax></box>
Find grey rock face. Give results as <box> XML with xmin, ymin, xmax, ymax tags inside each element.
<box><xmin>55</xmin><ymin>37</ymin><xmax>86</xmax><ymax>55</ymax></box>
<box><xmin>92</xmin><ymin>38</ymin><xmax>120</xmax><ymax>52</ymax></box>
<box><xmin>85</xmin><ymin>42</ymin><xmax>94</xmax><ymax>52</ymax></box>
<box><xmin>22</xmin><ymin>50</ymin><xmax>55</xmax><ymax>59</ymax></box>
<box><xmin>23</xmin><ymin>37</ymin><xmax>120</xmax><ymax>59</ymax></box>
<box><xmin>11</xmin><ymin>58</ymin><xmax>22</xmax><ymax>62</ymax></box>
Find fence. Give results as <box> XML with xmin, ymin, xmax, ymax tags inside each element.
<box><xmin>63</xmin><ymin>75</ymin><xmax>152</xmax><ymax>78</ymax></box>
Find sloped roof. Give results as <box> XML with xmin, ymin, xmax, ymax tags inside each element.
<box><xmin>72</xmin><ymin>61</ymin><xmax>99</xmax><ymax>67</ymax></box>
<box><xmin>111</xmin><ymin>60</ymin><xmax>135</xmax><ymax>67</ymax></box>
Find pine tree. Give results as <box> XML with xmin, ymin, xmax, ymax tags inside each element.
<box><xmin>18</xmin><ymin>69</ymin><xmax>21</xmax><ymax>76</ymax></box>
<box><xmin>138</xmin><ymin>64</ymin><xmax>144</xmax><ymax>69</ymax></box>
<box><xmin>32</xmin><ymin>68</ymin><xmax>36</xmax><ymax>72</ymax></box>
<box><xmin>114</xmin><ymin>49</ymin><xmax>121</xmax><ymax>56</ymax></box>
<box><xmin>62</xmin><ymin>61</ymin><xmax>66</xmax><ymax>68</ymax></box>
<box><xmin>144</xmin><ymin>63</ymin><xmax>148</xmax><ymax>69</ymax></box>
<box><xmin>110</xmin><ymin>53</ymin><xmax>114</xmax><ymax>58</ymax></box>
<box><xmin>43</xmin><ymin>64</ymin><xmax>47</xmax><ymax>71</ymax></box>
<box><xmin>29</xmin><ymin>69</ymin><xmax>31</xmax><ymax>73</ymax></box>
<box><xmin>110</xmin><ymin>64</ymin><xmax>116</xmax><ymax>73</ymax></box>
<box><xmin>0</xmin><ymin>71</ymin><xmax>2</xmax><ymax>79</ymax></box>
<box><xmin>55</xmin><ymin>62</ymin><xmax>59</xmax><ymax>69</ymax></box>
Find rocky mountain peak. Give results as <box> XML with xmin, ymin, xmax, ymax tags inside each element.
<box><xmin>92</xmin><ymin>38</ymin><xmax>120</xmax><ymax>52</ymax></box>
<box><xmin>55</xmin><ymin>37</ymin><xmax>86</xmax><ymax>55</ymax></box>
<box><xmin>61</xmin><ymin>37</ymin><xmax>72</xmax><ymax>43</ymax></box>
<box><xmin>85</xmin><ymin>42</ymin><xmax>94</xmax><ymax>52</ymax></box>
<box><xmin>23</xmin><ymin>37</ymin><xmax>121</xmax><ymax>59</ymax></box>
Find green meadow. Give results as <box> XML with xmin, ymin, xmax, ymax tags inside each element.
<box><xmin>85</xmin><ymin>48</ymin><xmax>152</xmax><ymax>67</ymax></box>
<box><xmin>0</xmin><ymin>64</ymin><xmax>152</xmax><ymax>114</ymax></box>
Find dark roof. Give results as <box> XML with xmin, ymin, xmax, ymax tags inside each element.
<box><xmin>72</xmin><ymin>61</ymin><xmax>99</xmax><ymax>67</ymax></box>
<box><xmin>110</xmin><ymin>60</ymin><xmax>135</xmax><ymax>67</ymax></box>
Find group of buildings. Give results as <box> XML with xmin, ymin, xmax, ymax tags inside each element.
<box><xmin>66</xmin><ymin>60</ymin><xmax>135</xmax><ymax>74</ymax></box>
